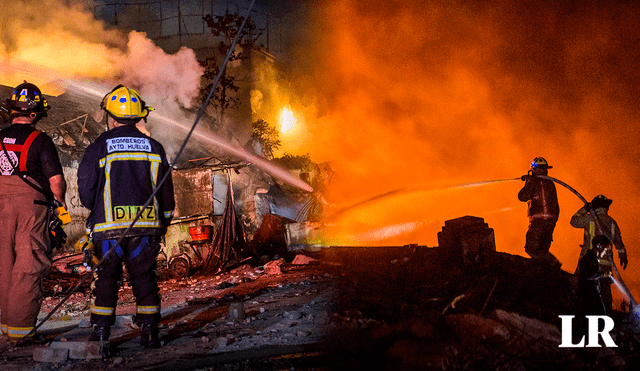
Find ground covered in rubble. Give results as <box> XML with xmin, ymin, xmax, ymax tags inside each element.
<box><xmin>1</xmin><ymin>247</ymin><xmax>640</xmax><ymax>370</ymax></box>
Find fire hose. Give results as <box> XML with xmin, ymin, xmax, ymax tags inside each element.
<box><xmin>538</xmin><ymin>175</ymin><xmax>640</xmax><ymax>328</ymax></box>
<box><xmin>25</xmin><ymin>0</ymin><xmax>258</xmax><ymax>339</ymax></box>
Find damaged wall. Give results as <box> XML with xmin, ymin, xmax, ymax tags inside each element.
<box><xmin>172</xmin><ymin>163</ymin><xmax>290</xmax><ymax>242</ymax></box>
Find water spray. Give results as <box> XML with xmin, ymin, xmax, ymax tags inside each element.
<box><xmin>152</xmin><ymin>114</ymin><xmax>312</xmax><ymax>192</ymax></box>
<box><xmin>331</xmin><ymin>177</ymin><xmax>521</xmax><ymax>218</ymax></box>
<box><xmin>445</xmin><ymin>177</ymin><xmax>522</xmax><ymax>189</ymax></box>
<box><xmin>611</xmin><ymin>275</ymin><xmax>637</xmax><ymax>307</ymax></box>
<box><xmin>610</xmin><ymin>275</ymin><xmax>640</xmax><ymax>330</ymax></box>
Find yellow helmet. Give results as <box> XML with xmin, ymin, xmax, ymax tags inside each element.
<box><xmin>101</xmin><ymin>85</ymin><xmax>154</xmax><ymax>121</ymax></box>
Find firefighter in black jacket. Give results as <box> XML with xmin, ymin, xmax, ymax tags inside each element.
<box><xmin>0</xmin><ymin>82</ymin><xmax>67</xmax><ymax>343</ymax></box>
<box><xmin>518</xmin><ymin>157</ymin><xmax>561</xmax><ymax>268</ymax></box>
<box><xmin>78</xmin><ymin>85</ymin><xmax>174</xmax><ymax>348</ymax></box>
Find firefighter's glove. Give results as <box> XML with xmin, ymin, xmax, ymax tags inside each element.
<box><xmin>57</xmin><ymin>206</ymin><xmax>71</xmax><ymax>227</ymax></box>
<box><xmin>520</xmin><ymin>175</ymin><xmax>529</xmax><ymax>181</ymax></box>
<box><xmin>584</xmin><ymin>202</ymin><xmax>592</xmax><ymax>211</ymax></box>
<box><xmin>50</xmin><ymin>222</ymin><xmax>67</xmax><ymax>251</ymax></box>
<box><xmin>619</xmin><ymin>251</ymin><xmax>628</xmax><ymax>270</ymax></box>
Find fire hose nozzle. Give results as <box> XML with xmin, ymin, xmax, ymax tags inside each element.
<box><xmin>56</xmin><ymin>206</ymin><xmax>71</xmax><ymax>226</ymax></box>
<box><xmin>52</xmin><ymin>199</ymin><xmax>71</xmax><ymax>227</ymax></box>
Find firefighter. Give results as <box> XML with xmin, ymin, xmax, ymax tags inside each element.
<box><xmin>518</xmin><ymin>157</ymin><xmax>561</xmax><ymax>268</ymax></box>
<box><xmin>577</xmin><ymin>235</ymin><xmax>615</xmax><ymax>315</ymax></box>
<box><xmin>570</xmin><ymin>194</ymin><xmax>627</xmax><ymax>273</ymax></box>
<box><xmin>0</xmin><ymin>81</ymin><xmax>67</xmax><ymax>344</ymax></box>
<box><xmin>573</xmin><ymin>234</ymin><xmax>611</xmax><ymax>338</ymax></box>
<box><xmin>77</xmin><ymin>85</ymin><xmax>174</xmax><ymax>349</ymax></box>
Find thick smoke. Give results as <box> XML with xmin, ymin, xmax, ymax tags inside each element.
<box><xmin>114</xmin><ymin>31</ymin><xmax>204</xmax><ymax>159</ymax></box>
<box><xmin>0</xmin><ymin>0</ymin><xmax>204</xmax><ymax>157</ymax></box>
<box><xmin>282</xmin><ymin>0</ymin><xmax>640</xmax><ymax>300</ymax></box>
<box><xmin>115</xmin><ymin>32</ymin><xmax>203</xmax><ymax>110</ymax></box>
<box><xmin>0</xmin><ymin>0</ymin><xmax>124</xmax><ymax>87</ymax></box>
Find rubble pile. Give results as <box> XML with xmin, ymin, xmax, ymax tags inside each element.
<box><xmin>2</xmin><ymin>240</ymin><xmax>640</xmax><ymax>370</ymax></box>
<box><xmin>322</xmin><ymin>245</ymin><xmax>639</xmax><ymax>370</ymax></box>
<box><xmin>43</xmin><ymin>253</ymin><xmax>92</xmax><ymax>297</ymax></box>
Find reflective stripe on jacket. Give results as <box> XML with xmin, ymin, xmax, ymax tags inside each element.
<box><xmin>570</xmin><ymin>207</ymin><xmax>625</xmax><ymax>259</ymax></box>
<box><xmin>77</xmin><ymin>125</ymin><xmax>175</xmax><ymax>240</ymax></box>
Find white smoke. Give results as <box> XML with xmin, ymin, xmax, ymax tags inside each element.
<box><xmin>115</xmin><ymin>31</ymin><xmax>204</xmax><ymax>111</ymax></box>
<box><xmin>1</xmin><ymin>0</ymin><xmax>204</xmax><ymax>115</ymax></box>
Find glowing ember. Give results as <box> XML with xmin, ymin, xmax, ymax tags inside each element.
<box><xmin>280</xmin><ymin>107</ymin><xmax>297</xmax><ymax>133</ymax></box>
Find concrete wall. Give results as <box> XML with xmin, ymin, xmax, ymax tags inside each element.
<box><xmin>61</xmin><ymin>163</ymin><xmax>90</xmax><ymax>249</ymax></box>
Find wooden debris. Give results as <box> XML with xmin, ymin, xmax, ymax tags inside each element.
<box><xmin>44</xmin><ymin>271</ymin><xmax>91</xmax><ymax>296</ymax></box>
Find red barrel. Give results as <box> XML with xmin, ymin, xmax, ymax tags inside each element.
<box><xmin>189</xmin><ymin>225</ymin><xmax>213</xmax><ymax>243</ymax></box>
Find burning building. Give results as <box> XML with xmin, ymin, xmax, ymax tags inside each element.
<box><xmin>3</xmin><ymin>0</ymin><xmax>640</xmax><ymax>305</ymax></box>
<box><xmin>0</xmin><ymin>44</ymin><xmax>323</xmax><ymax>261</ymax></box>
<box><xmin>3</xmin><ymin>2</ymin><xmax>640</xmax><ymax>368</ymax></box>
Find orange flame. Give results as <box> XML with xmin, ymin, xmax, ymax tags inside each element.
<box><xmin>280</xmin><ymin>107</ymin><xmax>297</xmax><ymax>134</ymax></box>
<box><xmin>273</xmin><ymin>0</ymin><xmax>640</xmax><ymax>304</ymax></box>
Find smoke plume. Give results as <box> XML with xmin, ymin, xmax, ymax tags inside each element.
<box><xmin>0</xmin><ymin>0</ymin><xmax>203</xmax><ymax>128</ymax></box>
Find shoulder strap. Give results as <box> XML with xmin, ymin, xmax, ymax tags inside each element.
<box><xmin>1</xmin><ymin>130</ymin><xmax>42</xmax><ymax>171</ymax></box>
<box><xmin>1</xmin><ymin>131</ymin><xmax>50</xmax><ymax>198</ymax></box>
<box><xmin>19</xmin><ymin>130</ymin><xmax>42</xmax><ymax>172</ymax></box>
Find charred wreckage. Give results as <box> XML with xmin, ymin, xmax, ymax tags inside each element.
<box><xmin>1</xmin><ymin>85</ymin><xmax>640</xmax><ymax>369</ymax></box>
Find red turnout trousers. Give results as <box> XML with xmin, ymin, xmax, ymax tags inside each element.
<box><xmin>0</xmin><ymin>176</ymin><xmax>51</xmax><ymax>340</ymax></box>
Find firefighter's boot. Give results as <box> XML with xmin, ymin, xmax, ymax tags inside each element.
<box><xmin>140</xmin><ymin>323</ymin><xmax>161</xmax><ymax>349</ymax></box>
<box><xmin>89</xmin><ymin>325</ymin><xmax>112</xmax><ymax>358</ymax></box>
<box><xmin>89</xmin><ymin>325</ymin><xmax>111</xmax><ymax>342</ymax></box>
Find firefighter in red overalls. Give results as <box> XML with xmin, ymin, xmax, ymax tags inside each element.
<box><xmin>0</xmin><ymin>82</ymin><xmax>67</xmax><ymax>344</ymax></box>
<box><xmin>518</xmin><ymin>157</ymin><xmax>561</xmax><ymax>268</ymax></box>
